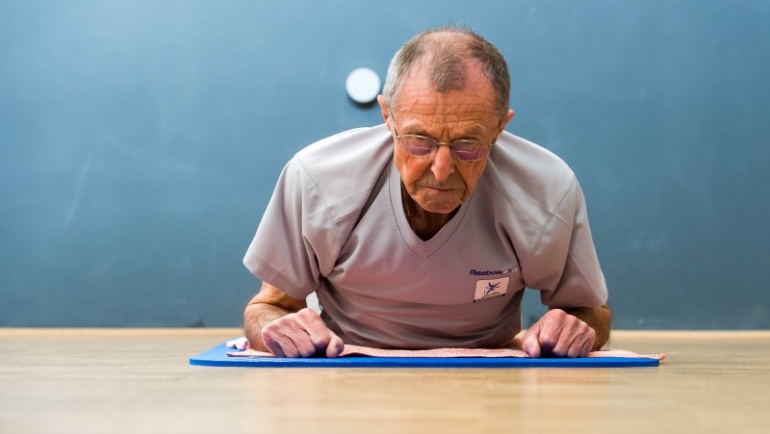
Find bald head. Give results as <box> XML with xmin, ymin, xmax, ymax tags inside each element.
<box><xmin>382</xmin><ymin>27</ymin><xmax>511</xmax><ymax>119</ymax></box>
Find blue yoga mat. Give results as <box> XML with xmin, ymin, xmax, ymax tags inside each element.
<box><xmin>189</xmin><ymin>342</ymin><xmax>660</xmax><ymax>368</ymax></box>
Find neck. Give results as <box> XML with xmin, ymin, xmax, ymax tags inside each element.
<box><xmin>401</xmin><ymin>184</ymin><xmax>457</xmax><ymax>240</ymax></box>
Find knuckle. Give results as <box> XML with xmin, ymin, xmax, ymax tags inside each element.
<box><xmin>261</xmin><ymin>321</ymin><xmax>281</xmax><ymax>337</ymax></box>
<box><xmin>298</xmin><ymin>344</ymin><xmax>317</xmax><ymax>358</ymax></box>
<box><xmin>260</xmin><ymin>332</ymin><xmax>286</xmax><ymax>357</ymax></box>
<box><xmin>261</xmin><ymin>330</ymin><xmax>276</xmax><ymax>347</ymax></box>
<box><xmin>548</xmin><ymin>309</ymin><xmax>567</xmax><ymax>320</ymax></box>
<box><xmin>296</xmin><ymin>308</ymin><xmax>313</xmax><ymax>319</ymax></box>
<box><xmin>539</xmin><ymin>331</ymin><xmax>557</xmax><ymax>346</ymax></box>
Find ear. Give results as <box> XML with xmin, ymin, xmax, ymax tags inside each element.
<box><xmin>498</xmin><ymin>109</ymin><xmax>515</xmax><ymax>135</ymax></box>
<box><xmin>377</xmin><ymin>95</ymin><xmax>391</xmax><ymax>131</ymax></box>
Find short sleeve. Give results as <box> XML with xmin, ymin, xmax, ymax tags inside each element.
<box><xmin>529</xmin><ymin>178</ymin><xmax>608</xmax><ymax>308</ymax></box>
<box><xmin>242</xmin><ymin>158</ymin><xmax>342</xmax><ymax>299</ymax></box>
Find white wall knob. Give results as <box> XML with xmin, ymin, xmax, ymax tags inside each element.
<box><xmin>345</xmin><ymin>67</ymin><xmax>381</xmax><ymax>104</ymax></box>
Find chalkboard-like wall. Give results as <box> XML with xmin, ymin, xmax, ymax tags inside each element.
<box><xmin>1</xmin><ymin>1</ymin><xmax>768</xmax><ymax>328</ymax></box>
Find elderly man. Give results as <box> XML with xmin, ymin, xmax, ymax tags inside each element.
<box><xmin>242</xmin><ymin>26</ymin><xmax>611</xmax><ymax>358</ymax></box>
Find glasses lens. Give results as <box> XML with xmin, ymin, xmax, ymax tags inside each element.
<box><xmin>400</xmin><ymin>135</ymin><xmax>489</xmax><ymax>161</ymax></box>
<box><xmin>452</xmin><ymin>140</ymin><xmax>488</xmax><ymax>161</ymax></box>
<box><xmin>402</xmin><ymin>136</ymin><xmax>435</xmax><ymax>156</ymax></box>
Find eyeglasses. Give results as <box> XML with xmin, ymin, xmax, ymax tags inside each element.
<box><xmin>390</xmin><ymin>115</ymin><xmax>494</xmax><ymax>162</ymax></box>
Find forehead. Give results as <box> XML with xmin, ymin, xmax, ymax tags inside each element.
<box><xmin>393</xmin><ymin>64</ymin><xmax>500</xmax><ymax>133</ymax></box>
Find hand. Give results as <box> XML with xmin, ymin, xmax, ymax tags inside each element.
<box><xmin>521</xmin><ymin>309</ymin><xmax>596</xmax><ymax>358</ymax></box>
<box><xmin>261</xmin><ymin>307</ymin><xmax>345</xmax><ymax>358</ymax></box>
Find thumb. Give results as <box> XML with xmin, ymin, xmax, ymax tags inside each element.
<box><xmin>325</xmin><ymin>332</ymin><xmax>345</xmax><ymax>358</ymax></box>
<box><xmin>522</xmin><ymin>324</ymin><xmax>542</xmax><ymax>358</ymax></box>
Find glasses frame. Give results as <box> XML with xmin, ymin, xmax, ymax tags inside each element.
<box><xmin>389</xmin><ymin>112</ymin><xmax>495</xmax><ymax>162</ymax></box>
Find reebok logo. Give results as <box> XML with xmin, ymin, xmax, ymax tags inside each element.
<box><xmin>469</xmin><ymin>267</ymin><xmax>513</xmax><ymax>277</ymax></box>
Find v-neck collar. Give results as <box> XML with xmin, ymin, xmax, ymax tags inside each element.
<box><xmin>388</xmin><ymin>161</ymin><xmax>472</xmax><ymax>259</ymax></box>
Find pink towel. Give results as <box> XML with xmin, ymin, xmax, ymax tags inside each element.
<box><xmin>225</xmin><ymin>338</ymin><xmax>664</xmax><ymax>360</ymax></box>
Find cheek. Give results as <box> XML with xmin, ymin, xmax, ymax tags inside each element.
<box><xmin>457</xmin><ymin>163</ymin><xmax>487</xmax><ymax>196</ymax></box>
<box><xmin>394</xmin><ymin>151</ymin><xmax>429</xmax><ymax>186</ymax></box>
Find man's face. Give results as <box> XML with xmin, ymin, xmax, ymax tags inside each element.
<box><xmin>379</xmin><ymin>63</ymin><xmax>514</xmax><ymax>215</ymax></box>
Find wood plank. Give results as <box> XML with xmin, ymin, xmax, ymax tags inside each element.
<box><xmin>1</xmin><ymin>330</ymin><xmax>768</xmax><ymax>434</ymax></box>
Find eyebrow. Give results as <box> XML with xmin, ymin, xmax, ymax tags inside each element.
<box><xmin>400</xmin><ymin>123</ymin><xmax>490</xmax><ymax>140</ymax></box>
<box><xmin>459</xmin><ymin>124</ymin><xmax>490</xmax><ymax>138</ymax></box>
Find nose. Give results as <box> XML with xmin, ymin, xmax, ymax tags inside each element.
<box><xmin>431</xmin><ymin>146</ymin><xmax>455</xmax><ymax>182</ymax></box>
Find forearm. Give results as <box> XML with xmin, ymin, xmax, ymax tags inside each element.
<box><xmin>561</xmin><ymin>304</ymin><xmax>612</xmax><ymax>350</ymax></box>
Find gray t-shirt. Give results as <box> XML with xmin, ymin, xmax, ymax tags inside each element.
<box><xmin>244</xmin><ymin>124</ymin><xmax>607</xmax><ymax>349</ymax></box>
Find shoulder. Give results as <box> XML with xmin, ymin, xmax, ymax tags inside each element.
<box><xmin>287</xmin><ymin>124</ymin><xmax>394</xmax><ymax>223</ymax></box>
<box><xmin>294</xmin><ymin>124</ymin><xmax>393</xmax><ymax>174</ymax></box>
<box><xmin>483</xmin><ymin>132</ymin><xmax>577</xmax><ymax>226</ymax></box>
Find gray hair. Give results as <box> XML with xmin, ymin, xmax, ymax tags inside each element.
<box><xmin>381</xmin><ymin>26</ymin><xmax>511</xmax><ymax>119</ymax></box>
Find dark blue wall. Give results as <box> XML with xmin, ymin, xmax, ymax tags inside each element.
<box><xmin>2</xmin><ymin>1</ymin><xmax>768</xmax><ymax>328</ymax></box>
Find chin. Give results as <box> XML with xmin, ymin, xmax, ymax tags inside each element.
<box><xmin>418</xmin><ymin>200</ymin><xmax>463</xmax><ymax>215</ymax></box>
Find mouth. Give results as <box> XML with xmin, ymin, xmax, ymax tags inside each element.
<box><xmin>418</xmin><ymin>185</ymin><xmax>464</xmax><ymax>200</ymax></box>
<box><xmin>421</xmin><ymin>185</ymin><xmax>461</xmax><ymax>192</ymax></box>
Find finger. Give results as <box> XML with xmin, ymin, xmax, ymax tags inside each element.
<box><xmin>536</xmin><ymin>311</ymin><xmax>565</xmax><ymax>356</ymax></box>
<box><xmin>326</xmin><ymin>333</ymin><xmax>345</xmax><ymax>358</ymax></box>
<box><xmin>295</xmin><ymin>308</ymin><xmax>337</xmax><ymax>356</ymax></box>
<box><xmin>521</xmin><ymin>325</ymin><xmax>542</xmax><ymax>358</ymax></box>
<box><xmin>578</xmin><ymin>338</ymin><xmax>594</xmax><ymax>358</ymax></box>
<box><xmin>262</xmin><ymin>316</ymin><xmax>315</xmax><ymax>358</ymax></box>
<box><xmin>537</xmin><ymin>326</ymin><xmax>560</xmax><ymax>355</ymax></box>
<box><xmin>562</xmin><ymin>336</ymin><xmax>591</xmax><ymax>358</ymax></box>
<box><xmin>261</xmin><ymin>325</ymin><xmax>291</xmax><ymax>358</ymax></box>
<box><xmin>581</xmin><ymin>329</ymin><xmax>597</xmax><ymax>357</ymax></box>
<box><xmin>549</xmin><ymin>325</ymin><xmax>575</xmax><ymax>357</ymax></box>
<box><xmin>287</xmin><ymin>314</ymin><xmax>325</xmax><ymax>358</ymax></box>
<box><xmin>565</xmin><ymin>335</ymin><xmax>586</xmax><ymax>358</ymax></box>
<box><xmin>548</xmin><ymin>313</ymin><xmax>594</xmax><ymax>358</ymax></box>
<box><xmin>270</xmin><ymin>308</ymin><xmax>339</xmax><ymax>358</ymax></box>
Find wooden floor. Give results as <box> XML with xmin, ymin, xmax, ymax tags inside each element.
<box><xmin>1</xmin><ymin>329</ymin><xmax>768</xmax><ymax>434</ymax></box>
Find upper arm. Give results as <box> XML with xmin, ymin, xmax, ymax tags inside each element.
<box><xmin>536</xmin><ymin>178</ymin><xmax>607</xmax><ymax>308</ymax></box>
<box><xmin>242</xmin><ymin>159</ymin><xmax>319</xmax><ymax>301</ymax></box>
<box><xmin>247</xmin><ymin>282</ymin><xmax>308</xmax><ymax>313</ymax></box>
